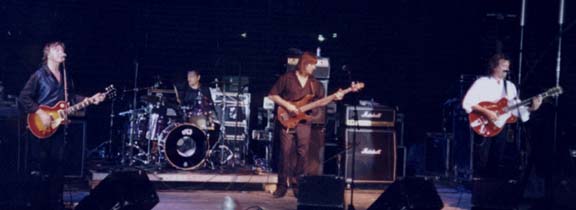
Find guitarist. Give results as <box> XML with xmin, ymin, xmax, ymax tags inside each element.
<box><xmin>18</xmin><ymin>41</ymin><xmax>105</xmax><ymax>210</ymax></box>
<box><xmin>268</xmin><ymin>51</ymin><xmax>343</xmax><ymax>198</ymax></box>
<box><xmin>462</xmin><ymin>53</ymin><xmax>542</xmax><ymax>180</ymax></box>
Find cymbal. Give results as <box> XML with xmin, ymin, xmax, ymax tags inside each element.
<box><xmin>149</xmin><ymin>88</ymin><xmax>176</xmax><ymax>94</ymax></box>
<box><xmin>140</xmin><ymin>95</ymin><xmax>161</xmax><ymax>104</ymax></box>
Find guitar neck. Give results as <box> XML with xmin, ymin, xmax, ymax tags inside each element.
<box><xmin>65</xmin><ymin>99</ymin><xmax>93</xmax><ymax>114</ymax></box>
<box><xmin>505</xmin><ymin>98</ymin><xmax>532</xmax><ymax>112</ymax></box>
<box><xmin>299</xmin><ymin>87</ymin><xmax>353</xmax><ymax>112</ymax></box>
<box><xmin>505</xmin><ymin>91</ymin><xmax>552</xmax><ymax>112</ymax></box>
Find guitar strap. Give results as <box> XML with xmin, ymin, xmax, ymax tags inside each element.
<box><xmin>503</xmin><ymin>79</ymin><xmax>508</xmax><ymax>97</ymax></box>
<box><xmin>63</xmin><ymin>61</ymin><xmax>68</xmax><ymax>120</ymax></box>
<box><xmin>309</xmin><ymin>79</ymin><xmax>315</xmax><ymax>97</ymax></box>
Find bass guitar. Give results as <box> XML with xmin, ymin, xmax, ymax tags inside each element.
<box><xmin>277</xmin><ymin>82</ymin><xmax>364</xmax><ymax>129</ymax></box>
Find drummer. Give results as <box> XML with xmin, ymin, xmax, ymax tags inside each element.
<box><xmin>175</xmin><ymin>69</ymin><xmax>216</xmax><ymax>127</ymax></box>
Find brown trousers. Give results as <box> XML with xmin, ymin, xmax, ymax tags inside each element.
<box><xmin>277</xmin><ymin>124</ymin><xmax>311</xmax><ymax>188</ymax></box>
<box><xmin>307</xmin><ymin>125</ymin><xmax>325</xmax><ymax>176</ymax></box>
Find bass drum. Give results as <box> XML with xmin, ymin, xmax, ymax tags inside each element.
<box><xmin>159</xmin><ymin>123</ymin><xmax>208</xmax><ymax>170</ymax></box>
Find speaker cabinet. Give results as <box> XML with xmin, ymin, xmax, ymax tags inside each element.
<box><xmin>368</xmin><ymin>177</ymin><xmax>443</xmax><ymax>210</ymax></box>
<box><xmin>472</xmin><ymin>178</ymin><xmax>522</xmax><ymax>210</ymax></box>
<box><xmin>63</xmin><ymin>120</ymin><xmax>87</xmax><ymax>177</ymax></box>
<box><xmin>297</xmin><ymin>175</ymin><xmax>344</xmax><ymax>210</ymax></box>
<box><xmin>0</xmin><ymin>107</ymin><xmax>23</xmax><ymax>178</ymax></box>
<box><xmin>553</xmin><ymin>177</ymin><xmax>576</xmax><ymax>209</ymax></box>
<box><xmin>0</xmin><ymin>109</ymin><xmax>22</xmax><ymax>208</ymax></box>
<box><xmin>425</xmin><ymin>132</ymin><xmax>450</xmax><ymax>176</ymax></box>
<box><xmin>345</xmin><ymin>128</ymin><xmax>396</xmax><ymax>183</ymax></box>
<box><xmin>76</xmin><ymin>170</ymin><xmax>159</xmax><ymax>210</ymax></box>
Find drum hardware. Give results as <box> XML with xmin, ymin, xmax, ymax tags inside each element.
<box><xmin>149</xmin><ymin>88</ymin><xmax>176</xmax><ymax>94</ymax></box>
<box><xmin>87</xmin><ymin>98</ymin><xmax>119</xmax><ymax>160</ymax></box>
<box><xmin>124</xmin><ymin>61</ymin><xmax>141</xmax><ymax>166</ymax></box>
<box><xmin>110</xmin><ymin>72</ymin><xmax>256</xmax><ymax>172</ymax></box>
<box><xmin>210</xmin><ymin>81</ymin><xmax>251</xmax><ymax>168</ymax></box>
<box><xmin>206</xmin><ymin>143</ymin><xmax>234</xmax><ymax>170</ymax></box>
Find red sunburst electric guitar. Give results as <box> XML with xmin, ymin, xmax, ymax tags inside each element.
<box><xmin>27</xmin><ymin>85</ymin><xmax>116</xmax><ymax>139</ymax></box>
<box><xmin>468</xmin><ymin>86</ymin><xmax>562</xmax><ymax>137</ymax></box>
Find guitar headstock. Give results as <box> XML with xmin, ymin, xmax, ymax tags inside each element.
<box><xmin>105</xmin><ymin>85</ymin><xmax>117</xmax><ymax>99</ymax></box>
<box><xmin>350</xmin><ymin>82</ymin><xmax>365</xmax><ymax>92</ymax></box>
<box><xmin>542</xmin><ymin>86</ymin><xmax>563</xmax><ymax>98</ymax></box>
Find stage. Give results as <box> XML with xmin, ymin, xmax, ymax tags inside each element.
<box><xmin>75</xmin><ymin>169</ymin><xmax>473</xmax><ymax>210</ymax></box>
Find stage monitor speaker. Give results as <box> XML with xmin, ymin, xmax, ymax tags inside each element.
<box><xmin>297</xmin><ymin>175</ymin><xmax>345</xmax><ymax>210</ymax></box>
<box><xmin>368</xmin><ymin>177</ymin><xmax>443</xmax><ymax>210</ymax></box>
<box><xmin>471</xmin><ymin>178</ymin><xmax>521</xmax><ymax>210</ymax></box>
<box><xmin>75</xmin><ymin>170</ymin><xmax>159</xmax><ymax>210</ymax></box>
<box><xmin>553</xmin><ymin>177</ymin><xmax>576</xmax><ymax>209</ymax></box>
<box><xmin>63</xmin><ymin>120</ymin><xmax>86</xmax><ymax>177</ymax></box>
<box><xmin>345</xmin><ymin>128</ymin><xmax>396</xmax><ymax>183</ymax></box>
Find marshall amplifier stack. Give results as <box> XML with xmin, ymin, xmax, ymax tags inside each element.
<box><xmin>345</xmin><ymin>105</ymin><xmax>395</xmax><ymax>128</ymax></box>
<box><xmin>344</xmin><ymin>104</ymin><xmax>397</xmax><ymax>183</ymax></box>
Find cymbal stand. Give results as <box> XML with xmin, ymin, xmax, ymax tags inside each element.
<box><xmin>125</xmin><ymin>60</ymin><xmax>140</xmax><ymax>166</ymax></box>
<box><xmin>88</xmin><ymin>97</ymin><xmax>119</xmax><ymax>161</ymax></box>
<box><xmin>208</xmin><ymin>81</ymin><xmax>233</xmax><ymax>170</ymax></box>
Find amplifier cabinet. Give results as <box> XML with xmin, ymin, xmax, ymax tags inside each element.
<box><xmin>345</xmin><ymin>106</ymin><xmax>395</xmax><ymax>128</ymax></box>
<box><xmin>345</xmin><ymin>128</ymin><xmax>396</xmax><ymax>183</ymax></box>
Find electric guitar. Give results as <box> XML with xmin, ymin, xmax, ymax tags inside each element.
<box><xmin>27</xmin><ymin>85</ymin><xmax>116</xmax><ymax>139</ymax></box>
<box><xmin>277</xmin><ymin>82</ymin><xmax>364</xmax><ymax>129</ymax></box>
<box><xmin>468</xmin><ymin>86</ymin><xmax>563</xmax><ymax>137</ymax></box>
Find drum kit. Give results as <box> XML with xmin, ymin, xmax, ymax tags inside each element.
<box><xmin>117</xmin><ymin>84</ymin><xmax>236</xmax><ymax>171</ymax></box>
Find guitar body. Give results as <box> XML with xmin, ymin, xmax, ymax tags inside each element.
<box><xmin>27</xmin><ymin>101</ymin><xmax>68</xmax><ymax>139</ymax></box>
<box><xmin>277</xmin><ymin>95</ymin><xmax>314</xmax><ymax>129</ymax></box>
<box><xmin>26</xmin><ymin>84</ymin><xmax>116</xmax><ymax>139</ymax></box>
<box><xmin>468</xmin><ymin>98</ymin><xmax>517</xmax><ymax>137</ymax></box>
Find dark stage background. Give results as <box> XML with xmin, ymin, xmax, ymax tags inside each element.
<box><xmin>1</xmin><ymin>0</ymin><xmax>575</xmax><ymax>178</ymax></box>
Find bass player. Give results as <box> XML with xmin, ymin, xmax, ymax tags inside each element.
<box><xmin>268</xmin><ymin>51</ymin><xmax>343</xmax><ymax>198</ymax></box>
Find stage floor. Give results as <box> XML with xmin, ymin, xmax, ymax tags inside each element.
<box><xmin>64</xmin><ymin>186</ymin><xmax>471</xmax><ymax>210</ymax></box>
<box><xmin>72</xmin><ymin>169</ymin><xmax>472</xmax><ymax>210</ymax></box>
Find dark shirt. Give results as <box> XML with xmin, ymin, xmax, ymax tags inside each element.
<box><xmin>269</xmin><ymin>71</ymin><xmax>324</xmax><ymax>102</ymax></box>
<box><xmin>269</xmin><ymin>71</ymin><xmax>326</xmax><ymax>124</ymax></box>
<box><xmin>179</xmin><ymin>85</ymin><xmax>215</xmax><ymax>116</ymax></box>
<box><xmin>19</xmin><ymin>65</ymin><xmax>83</xmax><ymax>113</ymax></box>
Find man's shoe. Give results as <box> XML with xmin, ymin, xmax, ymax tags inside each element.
<box><xmin>273</xmin><ymin>187</ymin><xmax>287</xmax><ymax>198</ymax></box>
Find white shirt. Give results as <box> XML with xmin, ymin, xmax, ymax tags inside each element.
<box><xmin>462</xmin><ymin>76</ymin><xmax>530</xmax><ymax>122</ymax></box>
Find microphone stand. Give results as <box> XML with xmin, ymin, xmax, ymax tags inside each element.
<box><xmin>107</xmin><ymin>98</ymin><xmax>116</xmax><ymax>160</ymax></box>
<box><xmin>345</xmin><ymin>68</ymin><xmax>358</xmax><ymax>210</ymax></box>
<box><xmin>124</xmin><ymin>60</ymin><xmax>139</xmax><ymax>166</ymax></box>
<box><xmin>548</xmin><ymin>0</ymin><xmax>565</xmax><ymax>203</ymax></box>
